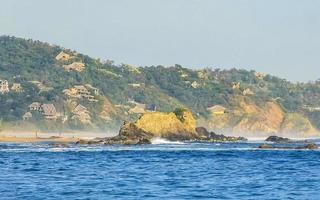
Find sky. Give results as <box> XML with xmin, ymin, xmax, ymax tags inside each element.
<box><xmin>1</xmin><ymin>0</ymin><xmax>320</xmax><ymax>82</ymax></box>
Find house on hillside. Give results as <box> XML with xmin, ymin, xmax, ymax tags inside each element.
<box><xmin>207</xmin><ymin>105</ymin><xmax>227</xmax><ymax>115</ymax></box>
<box><xmin>63</xmin><ymin>85</ymin><xmax>98</xmax><ymax>102</ymax></box>
<box><xmin>191</xmin><ymin>81</ymin><xmax>200</xmax><ymax>89</ymax></box>
<box><xmin>29</xmin><ymin>102</ymin><xmax>41</xmax><ymax>111</ymax></box>
<box><xmin>22</xmin><ymin>112</ymin><xmax>33</xmax><ymax>120</ymax></box>
<box><xmin>128</xmin><ymin>83</ymin><xmax>141</xmax><ymax>88</ymax></box>
<box><xmin>243</xmin><ymin>88</ymin><xmax>254</xmax><ymax>96</ymax></box>
<box><xmin>74</xmin><ymin>85</ymin><xmax>91</xmax><ymax>96</ymax></box>
<box><xmin>71</xmin><ymin>104</ymin><xmax>91</xmax><ymax>124</ymax></box>
<box><xmin>63</xmin><ymin>62</ymin><xmax>85</xmax><ymax>72</ymax></box>
<box><xmin>232</xmin><ymin>82</ymin><xmax>241</xmax><ymax>90</ymax></box>
<box><xmin>255</xmin><ymin>72</ymin><xmax>265</xmax><ymax>79</ymax></box>
<box><xmin>11</xmin><ymin>83</ymin><xmax>23</xmax><ymax>92</ymax></box>
<box><xmin>40</xmin><ymin>104</ymin><xmax>57</xmax><ymax>120</ymax></box>
<box><xmin>55</xmin><ymin>51</ymin><xmax>71</xmax><ymax>61</ymax></box>
<box><xmin>197</xmin><ymin>71</ymin><xmax>208</xmax><ymax>79</ymax></box>
<box><xmin>0</xmin><ymin>80</ymin><xmax>9</xmax><ymax>94</ymax></box>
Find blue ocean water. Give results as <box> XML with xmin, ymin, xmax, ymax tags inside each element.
<box><xmin>0</xmin><ymin>141</ymin><xmax>320</xmax><ymax>200</ymax></box>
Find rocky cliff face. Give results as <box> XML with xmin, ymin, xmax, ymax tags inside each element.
<box><xmin>134</xmin><ymin>110</ymin><xmax>198</xmax><ymax>140</ymax></box>
<box><xmin>202</xmin><ymin>96</ymin><xmax>318</xmax><ymax>137</ymax></box>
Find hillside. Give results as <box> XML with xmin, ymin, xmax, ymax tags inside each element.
<box><xmin>0</xmin><ymin>36</ymin><xmax>320</xmax><ymax>137</ymax></box>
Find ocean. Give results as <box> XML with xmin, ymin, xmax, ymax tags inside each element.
<box><xmin>0</xmin><ymin>140</ymin><xmax>320</xmax><ymax>200</ymax></box>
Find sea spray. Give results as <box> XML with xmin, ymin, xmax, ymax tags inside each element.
<box><xmin>151</xmin><ymin>137</ymin><xmax>185</xmax><ymax>145</ymax></box>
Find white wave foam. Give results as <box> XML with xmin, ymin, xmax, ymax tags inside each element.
<box><xmin>151</xmin><ymin>137</ymin><xmax>184</xmax><ymax>145</ymax></box>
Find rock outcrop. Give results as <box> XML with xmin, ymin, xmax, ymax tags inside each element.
<box><xmin>195</xmin><ymin>127</ymin><xmax>247</xmax><ymax>142</ymax></box>
<box><xmin>203</xmin><ymin>96</ymin><xmax>319</xmax><ymax>138</ymax></box>
<box><xmin>134</xmin><ymin>109</ymin><xmax>198</xmax><ymax>140</ymax></box>
<box><xmin>265</xmin><ymin>135</ymin><xmax>290</xmax><ymax>143</ymax></box>
<box><xmin>76</xmin><ymin>109</ymin><xmax>247</xmax><ymax>145</ymax></box>
<box><xmin>76</xmin><ymin>121</ymin><xmax>153</xmax><ymax>145</ymax></box>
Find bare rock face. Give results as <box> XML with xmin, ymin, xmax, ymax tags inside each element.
<box><xmin>134</xmin><ymin>109</ymin><xmax>199</xmax><ymax>140</ymax></box>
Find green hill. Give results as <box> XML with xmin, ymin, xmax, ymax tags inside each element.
<box><xmin>0</xmin><ymin>36</ymin><xmax>319</xmax><ymax>137</ymax></box>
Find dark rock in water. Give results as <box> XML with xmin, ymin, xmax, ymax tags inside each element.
<box><xmin>102</xmin><ymin>121</ymin><xmax>153</xmax><ymax>145</ymax></box>
<box><xmin>195</xmin><ymin>127</ymin><xmax>247</xmax><ymax>142</ymax></box>
<box><xmin>259</xmin><ymin>144</ymin><xmax>273</xmax><ymax>149</ymax></box>
<box><xmin>265</xmin><ymin>136</ymin><xmax>290</xmax><ymax>143</ymax></box>
<box><xmin>259</xmin><ymin>143</ymin><xmax>318</xmax><ymax>150</ymax></box>
<box><xmin>49</xmin><ymin>143</ymin><xmax>70</xmax><ymax>148</ymax></box>
<box><xmin>295</xmin><ymin>143</ymin><xmax>318</xmax><ymax>150</ymax></box>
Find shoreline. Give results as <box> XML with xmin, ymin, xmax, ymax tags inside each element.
<box><xmin>0</xmin><ymin>131</ymin><xmax>118</xmax><ymax>143</ymax></box>
<box><xmin>0</xmin><ymin>136</ymin><xmax>79</xmax><ymax>143</ymax></box>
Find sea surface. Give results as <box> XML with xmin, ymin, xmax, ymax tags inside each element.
<box><xmin>0</xmin><ymin>139</ymin><xmax>320</xmax><ymax>200</ymax></box>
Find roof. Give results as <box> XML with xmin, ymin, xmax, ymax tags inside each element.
<box><xmin>41</xmin><ymin>104</ymin><xmax>57</xmax><ymax>116</ymax></box>
<box><xmin>207</xmin><ymin>105</ymin><xmax>226</xmax><ymax>112</ymax></box>
<box><xmin>73</xmin><ymin>104</ymin><xmax>89</xmax><ymax>114</ymax></box>
<box><xmin>74</xmin><ymin>85</ymin><xmax>88</xmax><ymax>91</ymax></box>
<box><xmin>29</xmin><ymin>102</ymin><xmax>41</xmax><ymax>108</ymax></box>
<box><xmin>55</xmin><ymin>51</ymin><xmax>71</xmax><ymax>61</ymax></box>
<box><xmin>0</xmin><ymin>80</ymin><xmax>8</xmax><ymax>84</ymax></box>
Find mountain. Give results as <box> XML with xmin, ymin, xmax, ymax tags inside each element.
<box><xmin>0</xmin><ymin>35</ymin><xmax>319</xmax><ymax>137</ymax></box>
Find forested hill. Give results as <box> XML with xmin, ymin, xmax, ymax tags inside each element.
<box><xmin>0</xmin><ymin>36</ymin><xmax>320</xmax><ymax>137</ymax></box>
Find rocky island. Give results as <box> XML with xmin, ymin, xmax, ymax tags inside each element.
<box><xmin>77</xmin><ymin>108</ymin><xmax>247</xmax><ymax>145</ymax></box>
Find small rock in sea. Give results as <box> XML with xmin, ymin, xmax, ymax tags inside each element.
<box><xmin>265</xmin><ymin>135</ymin><xmax>290</xmax><ymax>143</ymax></box>
<box><xmin>259</xmin><ymin>144</ymin><xmax>273</xmax><ymax>149</ymax></box>
<box><xmin>258</xmin><ymin>143</ymin><xmax>318</xmax><ymax>150</ymax></box>
<box><xmin>295</xmin><ymin>143</ymin><xmax>318</xmax><ymax>150</ymax></box>
<box><xmin>76</xmin><ymin>139</ymin><xmax>104</xmax><ymax>145</ymax></box>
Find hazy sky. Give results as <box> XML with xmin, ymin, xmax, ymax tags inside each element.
<box><xmin>1</xmin><ymin>0</ymin><xmax>320</xmax><ymax>82</ymax></box>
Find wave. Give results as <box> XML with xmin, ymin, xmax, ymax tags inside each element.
<box><xmin>150</xmin><ymin>137</ymin><xmax>185</xmax><ymax>145</ymax></box>
<box><xmin>2</xmin><ymin>147</ymin><xmax>318</xmax><ymax>153</ymax></box>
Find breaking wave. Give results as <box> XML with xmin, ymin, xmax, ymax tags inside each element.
<box><xmin>150</xmin><ymin>137</ymin><xmax>185</xmax><ymax>145</ymax></box>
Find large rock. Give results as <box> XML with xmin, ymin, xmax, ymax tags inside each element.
<box><xmin>134</xmin><ymin>109</ymin><xmax>199</xmax><ymax>140</ymax></box>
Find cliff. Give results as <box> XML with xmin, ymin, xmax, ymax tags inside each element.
<box><xmin>134</xmin><ymin>109</ymin><xmax>198</xmax><ymax>140</ymax></box>
<box><xmin>203</xmin><ymin>96</ymin><xmax>318</xmax><ymax>137</ymax></box>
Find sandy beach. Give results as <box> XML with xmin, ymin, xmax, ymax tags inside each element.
<box><xmin>0</xmin><ymin>131</ymin><xmax>118</xmax><ymax>143</ymax></box>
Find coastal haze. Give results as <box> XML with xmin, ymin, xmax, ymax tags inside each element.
<box><xmin>1</xmin><ymin>0</ymin><xmax>320</xmax><ymax>82</ymax></box>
